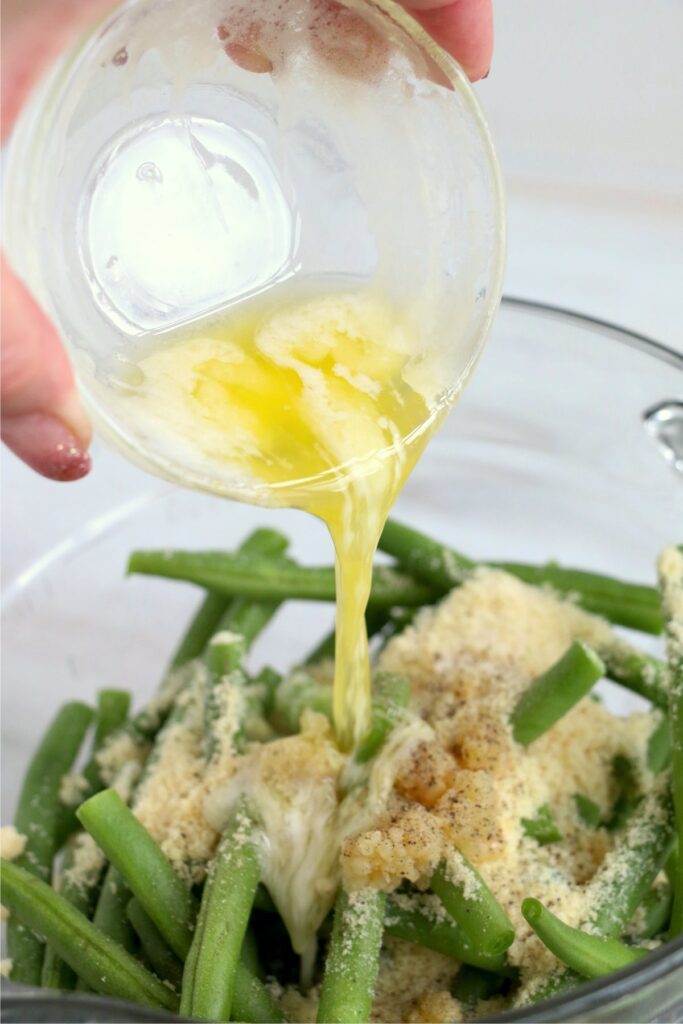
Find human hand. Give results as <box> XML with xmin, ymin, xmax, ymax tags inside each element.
<box><xmin>1</xmin><ymin>0</ymin><xmax>115</xmax><ymax>481</ymax></box>
<box><xmin>399</xmin><ymin>0</ymin><xmax>493</xmax><ymax>81</ymax></box>
<box><xmin>1</xmin><ymin>0</ymin><xmax>492</xmax><ymax>481</ymax></box>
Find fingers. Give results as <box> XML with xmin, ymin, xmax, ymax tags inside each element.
<box><xmin>399</xmin><ymin>0</ymin><xmax>493</xmax><ymax>81</ymax></box>
<box><xmin>1</xmin><ymin>259</ymin><xmax>92</xmax><ymax>481</ymax></box>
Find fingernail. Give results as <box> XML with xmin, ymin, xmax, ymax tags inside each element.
<box><xmin>55</xmin><ymin>389</ymin><xmax>92</xmax><ymax>448</ymax></box>
<box><xmin>2</xmin><ymin>412</ymin><xmax>92</xmax><ymax>481</ymax></box>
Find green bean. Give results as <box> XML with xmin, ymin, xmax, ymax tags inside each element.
<box><xmin>511</xmin><ymin>641</ymin><xmax>604</xmax><ymax>746</ymax></box>
<box><xmin>181</xmin><ymin>800</ymin><xmax>261</xmax><ymax>1021</ymax></box>
<box><xmin>127</xmin><ymin>897</ymin><xmax>183</xmax><ymax>990</ymax></box>
<box><xmin>378</xmin><ymin>521</ymin><xmax>667</xmax><ymax>704</ymax></box>
<box><xmin>77</xmin><ymin>789</ymin><xmax>196</xmax><ymax>959</ymax></box>
<box><xmin>92</xmin><ymin>865</ymin><xmax>137</xmax><ymax>953</ymax></box>
<box><xmin>598</xmin><ymin>643</ymin><xmax>668</xmax><ymax>711</ymax></box>
<box><xmin>303</xmin><ymin>607</ymin><xmax>392</xmax><ymax>666</ymax></box>
<box><xmin>355</xmin><ymin>674</ymin><xmax>410</xmax><ymax>764</ymax></box>
<box><xmin>379</xmin><ymin>519</ymin><xmax>663</xmax><ymax>634</ymax></box>
<box><xmin>522</xmin><ymin>898</ymin><xmax>648</xmax><ymax>979</ymax></box>
<box><xmin>208</xmin><ymin>529</ymin><xmax>289</xmax><ymax>669</ymax></box>
<box><xmin>240</xmin><ymin>928</ymin><xmax>262</xmax><ymax>979</ymax></box>
<box><xmin>521</xmin><ymin>804</ymin><xmax>563</xmax><ymax>845</ymax></box>
<box><xmin>451</xmin><ymin>964</ymin><xmax>508</xmax><ymax>1006</ymax></box>
<box><xmin>128</xmin><ymin>549</ymin><xmax>433</xmax><ymax>607</ymax></box>
<box><xmin>630</xmin><ymin>883</ymin><xmax>673</xmax><ymax>942</ymax></box>
<box><xmin>574</xmin><ymin>794</ymin><xmax>602</xmax><ymax>829</ymax></box>
<box><xmin>43</xmin><ymin>690</ymin><xmax>132</xmax><ymax>989</ymax></box>
<box><xmin>203</xmin><ymin>531</ymin><xmax>288</xmax><ymax>758</ymax></box>
<box><xmin>57</xmin><ymin>688</ymin><xmax>132</xmax><ymax>846</ymax></box>
<box><xmin>384</xmin><ymin>894</ymin><xmax>507</xmax><ymax>972</ymax></box>
<box><xmin>605</xmin><ymin>755</ymin><xmax>642</xmax><ymax>832</ymax></box>
<box><xmin>232</xmin><ymin>960</ymin><xmax>286</xmax><ymax>1023</ymax></box>
<box><xmin>587</xmin><ymin>775</ymin><xmax>674</xmax><ymax>936</ymax></box>
<box><xmin>430</xmin><ymin>855</ymin><xmax>515</xmax><ymax>958</ymax></box>
<box><xmin>42</xmin><ymin>833</ymin><xmax>107</xmax><ymax>990</ymax></box>
<box><xmin>169</xmin><ymin>591</ymin><xmax>233</xmax><ymax>669</ymax></box>
<box><xmin>271</xmin><ymin>671</ymin><xmax>333</xmax><ymax>734</ymax></box>
<box><xmin>130</xmin><ymin>546</ymin><xmax>666</xmax><ymax>707</ymax></box>
<box><xmin>255</xmin><ymin>667</ymin><xmax>282</xmax><ymax>721</ymax></box>
<box><xmin>317</xmin><ymin>887</ymin><xmax>386</xmax><ymax>1024</ymax></box>
<box><xmin>658</xmin><ymin>544</ymin><xmax>683</xmax><ymax>936</ymax></box>
<box><xmin>647</xmin><ymin>712</ymin><xmax>672</xmax><ymax>774</ymax></box>
<box><xmin>528</xmin><ymin>776</ymin><xmax>675</xmax><ymax>1002</ymax></box>
<box><xmin>0</xmin><ymin>860</ymin><xmax>177</xmax><ymax>1011</ymax></box>
<box><xmin>8</xmin><ymin>701</ymin><xmax>94</xmax><ymax>984</ymax></box>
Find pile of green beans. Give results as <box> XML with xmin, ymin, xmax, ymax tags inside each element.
<box><xmin>2</xmin><ymin>524</ymin><xmax>680</xmax><ymax>1022</ymax></box>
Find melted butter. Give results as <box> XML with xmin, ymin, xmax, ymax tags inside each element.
<box><xmin>203</xmin><ymin>708</ymin><xmax>433</xmax><ymax>974</ymax></box>
<box><xmin>128</xmin><ymin>288</ymin><xmax>440</xmax><ymax>750</ymax></box>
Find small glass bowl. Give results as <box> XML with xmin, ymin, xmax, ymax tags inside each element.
<box><xmin>2</xmin><ymin>299</ymin><xmax>682</xmax><ymax>1022</ymax></box>
<box><xmin>2</xmin><ymin>0</ymin><xmax>504</xmax><ymax>501</ymax></box>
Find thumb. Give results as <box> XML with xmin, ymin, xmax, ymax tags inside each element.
<box><xmin>400</xmin><ymin>0</ymin><xmax>493</xmax><ymax>81</ymax></box>
<box><xmin>1</xmin><ymin>258</ymin><xmax>92</xmax><ymax>481</ymax></box>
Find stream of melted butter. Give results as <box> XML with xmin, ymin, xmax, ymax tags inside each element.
<box><xmin>128</xmin><ymin>290</ymin><xmax>438</xmax><ymax>749</ymax></box>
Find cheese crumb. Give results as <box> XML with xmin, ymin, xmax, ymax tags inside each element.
<box><xmin>0</xmin><ymin>826</ymin><xmax>27</xmax><ymax>861</ymax></box>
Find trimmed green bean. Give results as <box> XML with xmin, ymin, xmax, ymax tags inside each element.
<box><xmin>587</xmin><ymin>775</ymin><xmax>674</xmax><ymax>937</ymax></box>
<box><xmin>521</xmin><ymin>804</ymin><xmax>563</xmax><ymax>845</ymax></box>
<box><xmin>647</xmin><ymin>713</ymin><xmax>672</xmax><ymax>774</ymax></box>
<box><xmin>528</xmin><ymin>776</ymin><xmax>675</xmax><ymax>1001</ymax></box>
<box><xmin>598</xmin><ymin>643</ymin><xmax>668</xmax><ymax>711</ymax></box>
<box><xmin>233</xmin><ymin>960</ymin><xmax>286</xmax><ymax>1023</ymax></box>
<box><xmin>657</xmin><ymin>544</ymin><xmax>683</xmax><ymax>936</ymax></box>
<box><xmin>8</xmin><ymin>701</ymin><xmax>94</xmax><ymax>984</ymax></box>
<box><xmin>130</xmin><ymin>545</ymin><xmax>666</xmax><ymax>708</ymax></box>
<box><xmin>168</xmin><ymin>590</ymin><xmax>233</xmax><ymax>670</ymax></box>
<box><xmin>57</xmin><ymin>688</ymin><xmax>132</xmax><ymax>846</ymax></box>
<box><xmin>203</xmin><ymin>531</ymin><xmax>288</xmax><ymax>758</ymax></box>
<box><xmin>127</xmin><ymin>897</ymin><xmax>183</xmax><ymax>990</ymax></box>
<box><xmin>272</xmin><ymin>671</ymin><xmax>333</xmax><ymax>734</ymax></box>
<box><xmin>606</xmin><ymin>755</ymin><xmax>642</xmax><ymax>832</ymax></box>
<box><xmin>128</xmin><ymin>549</ymin><xmax>434</xmax><ymax>607</ymax></box>
<box><xmin>431</xmin><ymin>856</ymin><xmax>515</xmax><ymax>958</ymax></box>
<box><xmin>240</xmin><ymin>928</ymin><xmax>262</xmax><ymax>979</ymax></box>
<box><xmin>92</xmin><ymin>865</ymin><xmax>137</xmax><ymax>953</ymax></box>
<box><xmin>630</xmin><ymin>884</ymin><xmax>673</xmax><ymax>942</ymax></box>
<box><xmin>355</xmin><ymin>674</ymin><xmax>410</xmax><ymax>763</ymax></box>
<box><xmin>0</xmin><ymin>860</ymin><xmax>177</xmax><ymax>1011</ymax></box>
<box><xmin>42</xmin><ymin>834</ymin><xmax>108</xmax><ymax>990</ymax></box>
<box><xmin>574</xmin><ymin>794</ymin><xmax>602</xmax><ymax>829</ymax></box>
<box><xmin>77</xmin><ymin>789</ymin><xmax>196</xmax><ymax>959</ymax></box>
<box><xmin>379</xmin><ymin>519</ymin><xmax>663</xmax><ymax>634</ymax></box>
<box><xmin>304</xmin><ymin>607</ymin><xmax>392</xmax><ymax>667</ymax></box>
<box><xmin>384</xmin><ymin>894</ymin><xmax>507</xmax><ymax>972</ymax></box>
<box><xmin>181</xmin><ymin>800</ymin><xmax>261</xmax><ymax>1021</ymax></box>
<box><xmin>511</xmin><ymin>641</ymin><xmax>604</xmax><ymax>746</ymax></box>
<box><xmin>255</xmin><ymin>667</ymin><xmax>282</xmax><ymax>721</ymax></box>
<box><xmin>522</xmin><ymin>898</ymin><xmax>647</xmax><ymax>979</ymax></box>
<box><xmin>317</xmin><ymin>887</ymin><xmax>386</xmax><ymax>1024</ymax></box>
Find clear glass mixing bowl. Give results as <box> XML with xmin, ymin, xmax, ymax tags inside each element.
<box><xmin>2</xmin><ymin>0</ymin><xmax>504</xmax><ymax>500</ymax></box>
<box><xmin>2</xmin><ymin>299</ymin><xmax>682</xmax><ymax>1022</ymax></box>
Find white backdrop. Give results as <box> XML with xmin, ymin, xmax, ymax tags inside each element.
<box><xmin>476</xmin><ymin>0</ymin><xmax>683</xmax><ymax>349</ymax></box>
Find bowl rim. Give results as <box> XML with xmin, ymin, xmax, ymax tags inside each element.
<box><xmin>502</xmin><ymin>295</ymin><xmax>683</xmax><ymax>371</ymax></box>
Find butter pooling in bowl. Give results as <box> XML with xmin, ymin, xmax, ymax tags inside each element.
<box><xmin>3</xmin><ymin>0</ymin><xmax>505</xmax><ymax>748</ymax></box>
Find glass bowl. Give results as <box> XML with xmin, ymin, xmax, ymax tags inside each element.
<box><xmin>2</xmin><ymin>0</ymin><xmax>504</xmax><ymax>500</ymax></box>
<box><xmin>2</xmin><ymin>298</ymin><xmax>682</xmax><ymax>1023</ymax></box>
